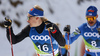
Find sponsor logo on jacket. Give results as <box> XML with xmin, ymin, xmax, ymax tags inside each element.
<box><xmin>84</xmin><ymin>32</ymin><xmax>100</xmax><ymax>38</ymax></box>
<box><xmin>31</xmin><ymin>35</ymin><xmax>50</xmax><ymax>41</ymax></box>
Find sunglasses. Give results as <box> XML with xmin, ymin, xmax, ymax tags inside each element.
<box><xmin>86</xmin><ymin>17</ymin><xmax>96</xmax><ymax>21</ymax></box>
<box><xmin>27</xmin><ymin>16</ymin><xmax>34</xmax><ymax>20</ymax></box>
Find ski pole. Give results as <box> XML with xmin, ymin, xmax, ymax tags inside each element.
<box><xmin>67</xmin><ymin>32</ymin><xmax>70</xmax><ymax>56</ymax></box>
<box><xmin>66</xmin><ymin>25</ymin><xmax>70</xmax><ymax>56</ymax></box>
<box><xmin>59</xmin><ymin>47</ymin><xmax>62</xmax><ymax>56</ymax></box>
<box><xmin>9</xmin><ymin>28</ymin><xmax>14</xmax><ymax>56</ymax></box>
<box><xmin>48</xmin><ymin>27</ymin><xmax>55</xmax><ymax>56</ymax></box>
<box><xmin>5</xmin><ymin>17</ymin><xmax>14</xmax><ymax>56</ymax></box>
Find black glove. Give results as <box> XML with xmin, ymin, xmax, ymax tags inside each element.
<box><xmin>63</xmin><ymin>25</ymin><xmax>70</xmax><ymax>33</ymax></box>
<box><xmin>4</xmin><ymin>17</ymin><xmax>12</xmax><ymax>28</ymax></box>
<box><xmin>44</xmin><ymin>21</ymin><xmax>55</xmax><ymax>31</ymax></box>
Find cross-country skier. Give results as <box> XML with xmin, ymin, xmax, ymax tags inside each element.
<box><xmin>64</xmin><ymin>6</ymin><xmax>100</xmax><ymax>56</ymax></box>
<box><xmin>4</xmin><ymin>5</ymin><xmax>66</xmax><ymax>56</ymax></box>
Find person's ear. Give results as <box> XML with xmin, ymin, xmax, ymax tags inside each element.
<box><xmin>96</xmin><ymin>15</ymin><xmax>98</xmax><ymax>19</ymax></box>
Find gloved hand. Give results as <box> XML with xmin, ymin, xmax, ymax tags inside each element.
<box><xmin>4</xmin><ymin>17</ymin><xmax>12</xmax><ymax>28</ymax></box>
<box><xmin>63</xmin><ymin>25</ymin><xmax>70</xmax><ymax>33</ymax></box>
<box><xmin>64</xmin><ymin>44</ymin><xmax>70</xmax><ymax>50</ymax></box>
<box><xmin>44</xmin><ymin>21</ymin><xmax>54</xmax><ymax>31</ymax></box>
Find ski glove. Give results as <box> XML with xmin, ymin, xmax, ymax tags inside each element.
<box><xmin>44</xmin><ymin>21</ymin><xmax>56</xmax><ymax>33</ymax></box>
<box><xmin>4</xmin><ymin>17</ymin><xmax>12</xmax><ymax>28</ymax></box>
<box><xmin>63</xmin><ymin>25</ymin><xmax>70</xmax><ymax>33</ymax></box>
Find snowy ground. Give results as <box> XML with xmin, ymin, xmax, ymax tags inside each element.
<box><xmin>0</xmin><ymin>0</ymin><xmax>100</xmax><ymax>56</ymax></box>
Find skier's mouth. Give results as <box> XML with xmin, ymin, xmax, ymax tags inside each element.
<box><xmin>89</xmin><ymin>21</ymin><xmax>94</xmax><ymax>24</ymax></box>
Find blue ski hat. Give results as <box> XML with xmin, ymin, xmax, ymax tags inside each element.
<box><xmin>28</xmin><ymin>8</ymin><xmax>44</xmax><ymax>17</ymax></box>
<box><xmin>86</xmin><ymin>6</ymin><xmax>98</xmax><ymax>16</ymax></box>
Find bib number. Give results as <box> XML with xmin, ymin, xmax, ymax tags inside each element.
<box><xmin>91</xmin><ymin>41</ymin><xmax>97</xmax><ymax>47</ymax></box>
<box><xmin>38</xmin><ymin>44</ymin><xmax>49</xmax><ymax>51</ymax></box>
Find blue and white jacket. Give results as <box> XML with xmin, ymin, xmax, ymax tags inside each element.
<box><xmin>65</xmin><ymin>20</ymin><xmax>100</xmax><ymax>56</ymax></box>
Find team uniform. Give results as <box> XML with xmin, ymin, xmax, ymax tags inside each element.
<box><xmin>6</xmin><ymin>22</ymin><xmax>66</xmax><ymax>56</ymax></box>
<box><xmin>65</xmin><ymin>20</ymin><xmax>100</xmax><ymax>56</ymax></box>
<box><xmin>29</xmin><ymin>25</ymin><xmax>59</xmax><ymax>56</ymax></box>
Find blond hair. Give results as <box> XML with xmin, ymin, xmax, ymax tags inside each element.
<box><xmin>34</xmin><ymin>5</ymin><xmax>48</xmax><ymax>22</ymax></box>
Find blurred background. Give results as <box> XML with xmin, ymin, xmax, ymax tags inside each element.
<box><xmin>0</xmin><ymin>0</ymin><xmax>100</xmax><ymax>56</ymax></box>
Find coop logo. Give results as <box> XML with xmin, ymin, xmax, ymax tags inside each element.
<box><xmin>31</xmin><ymin>35</ymin><xmax>50</xmax><ymax>41</ymax></box>
<box><xmin>84</xmin><ymin>32</ymin><xmax>100</xmax><ymax>38</ymax></box>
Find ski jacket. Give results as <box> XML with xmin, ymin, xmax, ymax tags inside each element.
<box><xmin>6</xmin><ymin>22</ymin><xmax>66</xmax><ymax>56</ymax></box>
<box><xmin>65</xmin><ymin>20</ymin><xmax>100</xmax><ymax>56</ymax></box>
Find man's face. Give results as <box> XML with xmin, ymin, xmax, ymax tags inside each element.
<box><xmin>86</xmin><ymin>15</ymin><xmax>98</xmax><ymax>26</ymax></box>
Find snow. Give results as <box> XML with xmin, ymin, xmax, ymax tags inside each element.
<box><xmin>0</xmin><ymin>0</ymin><xmax>100</xmax><ymax>56</ymax></box>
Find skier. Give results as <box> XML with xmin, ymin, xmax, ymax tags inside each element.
<box><xmin>64</xmin><ymin>6</ymin><xmax>100</xmax><ymax>56</ymax></box>
<box><xmin>4</xmin><ymin>5</ymin><xmax>66</xmax><ymax>56</ymax></box>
